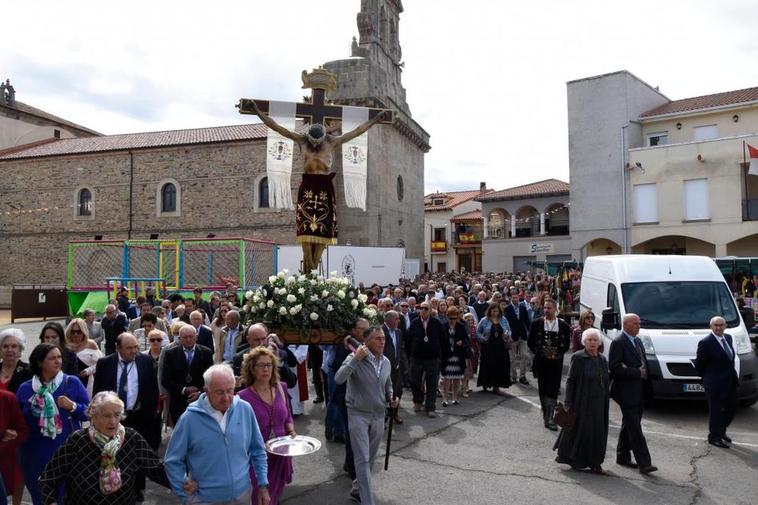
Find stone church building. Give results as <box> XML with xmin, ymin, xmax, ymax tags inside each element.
<box><xmin>0</xmin><ymin>0</ymin><xmax>429</xmax><ymax>288</ymax></box>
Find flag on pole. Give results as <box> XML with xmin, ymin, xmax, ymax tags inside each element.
<box><xmin>748</xmin><ymin>143</ymin><xmax>758</xmax><ymax>176</ymax></box>
<box><xmin>341</xmin><ymin>106</ymin><xmax>369</xmax><ymax>211</ymax></box>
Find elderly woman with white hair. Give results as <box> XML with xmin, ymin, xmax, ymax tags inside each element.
<box><xmin>554</xmin><ymin>328</ymin><xmax>610</xmax><ymax>474</ymax></box>
<box><xmin>38</xmin><ymin>391</ymin><xmax>173</xmax><ymax>505</ymax></box>
<box><xmin>0</xmin><ymin>328</ymin><xmax>31</xmax><ymax>394</ymax></box>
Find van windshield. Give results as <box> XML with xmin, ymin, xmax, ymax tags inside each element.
<box><xmin>620</xmin><ymin>282</ymin><xmax>740</xmax><ymax>329</ymax></box>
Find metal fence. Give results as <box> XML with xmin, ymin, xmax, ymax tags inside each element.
<box><xmin>68</xmin><ymin>238</ymin><xmax>277</xmax><ymax>292</ymax></box>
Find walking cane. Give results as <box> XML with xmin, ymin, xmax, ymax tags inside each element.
<box><xmin>384</xmin><ymin>404</ymin><xmax>396</xmax><ymax>471</ymax></box>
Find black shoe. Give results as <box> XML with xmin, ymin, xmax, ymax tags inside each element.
<box><xmin>555</xmin><ymin>456</ymin><xmax>572</xmax><ymax>465</ymax></box>
<box><xmin>722</xmin><ymin>435</ymin><xmax>732</xmax><ymax>443</ymax></box>
<box><xmin>333</xmin><ymin>433</ymin><xmax>346</xmax><ymax>444</ymax></box>
<box><xmin>313</xmin><ymin>396</ymin><xmax>325</xmax><ymax>404</ymax></box>
<box><xmin>616</xmin><ymin>459</ymin><xmax>639</xmax><ymax>469</ymax></box>
<box><xmin>350</xmin><ymin>490</ymin><xmax>361</xmax><ymax>503</ymax></box>
<box><xmin>519</xmin><ymin>376</ymin><xmax>530</xmax><ymax>385</ymax></box>
<box><xmin>639</xmin><ymin>465</ymin><xmax>658</xmax><ymax>474</ymax></box>
<box><xmin>708</xmin><ymin>439</ymin><xmax>730</xmax><ymax>449</ymax></box>
<box><xmin>324</xmin><ymin>426</ymin><xmax>333</xmax><ymax>441</ymax></box>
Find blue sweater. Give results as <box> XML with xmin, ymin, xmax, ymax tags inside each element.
<box><xmin>164</xmin><ymin>394</ymin><xmax>268</xmax><ymax>503</ymax></box>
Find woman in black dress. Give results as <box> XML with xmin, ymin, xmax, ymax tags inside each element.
<box><xmin>475</xmin><ymin>304</ymin><xmax>512</xmax><ymax>394</ymax></box>
<box><xmin>441</xmin><ymin>307</ymin><xmax>470</xmax><ymax>406</ymax></box>
<box><xmin>554</xmin><ymin>328</ymin><xmax>610</xmax><ymax>474</ymax></box>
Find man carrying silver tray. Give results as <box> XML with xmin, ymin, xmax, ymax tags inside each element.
<box><xmin>336</xmin><ymin>326</ymin><xmax>399</xmax><ymax>505</ymax></box>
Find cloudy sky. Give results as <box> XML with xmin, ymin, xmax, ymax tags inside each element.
<box><xmin>3</xmin><ymin>0</ymin><xmax>758</xmax><ymax>194</ymax></box>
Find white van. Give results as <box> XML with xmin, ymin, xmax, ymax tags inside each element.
<box><xmin>581</xmin><ymin>255</ymin><xmax>758</xmax><ymax>405</ymax></box>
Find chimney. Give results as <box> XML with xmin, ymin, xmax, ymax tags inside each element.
<box><xmin>479</xmin><ymin>181</ymin><xmax>486</xmax><ymax>192</ymax></box>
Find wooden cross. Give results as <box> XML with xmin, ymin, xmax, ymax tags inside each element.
<box><xmin>237</xmin><ymin>68</ymin><xmax>393</xmax><ymax>126</ymax></box>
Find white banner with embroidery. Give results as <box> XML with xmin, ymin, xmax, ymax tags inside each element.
<box><xmin>265</xmin><ymin>101</ymin><xmax>296</xmax><ymax>209</ymax></box>
<box><xmin>341</xmin><ymin>106</ymin><xmax>369</xmax><ymax>211</ymax></box>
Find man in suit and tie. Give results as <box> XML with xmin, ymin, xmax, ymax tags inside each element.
<box><xmin>609</xmin><ymin>313</ymin><xmax>657</xmax><ymax>474</ymax></box>
<box><xmin>215</xmin><ymin>310</ymin><xmax>246</xmax><ymax>364</ymax></box>
<box><xmin>92</xmin><ymin>332</ymin><xmax>159</xmax><ymax>501</ymax></box>
<box><xmin>162</xmin><ymin>325</ymin><xmax>214</xmax><ymax>423</ymax></box>
<box><xmin>383</xmin><ymin>310</ymin><xmax>407</xmax><ymax>424</ymax></box>
<box><xmin>189</xmin><ymin>310</ymin><xmax>215</xmax><ymax>353</ymax></box>
<box><xmin>695</xmin><ymin>316</ymin><xmax>739</xmax><ymax>448</ymax></box>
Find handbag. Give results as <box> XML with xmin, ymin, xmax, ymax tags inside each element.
<box><xmin>553</xmin><ymin>402</ymin><xmax>575</xmax><ymax>430</ymax></box>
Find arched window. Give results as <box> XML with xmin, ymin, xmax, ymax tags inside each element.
<box><xmin>77</xmin><ymin>188</ymin><xmax>92</xmax><ymax>216</ymax></box>
<box><xmin>396</xmin><ymin>175</ymin><xmax>404</xmax><ymax>201</ymax></box>
<box><xmin>161</xmin><ymin>183</ymin><xmax>176</xmax><ymax>213</ymax></box>
<box><xmin>259</xmin><ymin>177</ymin><xmax>270</xmax><ymax>208</ymax></box>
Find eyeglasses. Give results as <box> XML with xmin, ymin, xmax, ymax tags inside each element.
<box><xmin>400</xmin><ymin>304</ymin><xmax>408</xmax><ymax>308</ymax></box>
<box><xmin>420</xmin><ymin>307</ymin><xmax>430</xmax><ymax>311</ymax></box>
<box><xmin>71</xmin><ymin>329</ymin><xmax>83</xmax><ymax>335</ymax></box>
<box><xmin>149</xmin><ymin>338</ymin><xmax>163</xmax><ymax>342</ymax></box>
<box><xmin>254</xmin><ymin>363</ymin><xmax>274</xmax><ymax>369</ymax></box>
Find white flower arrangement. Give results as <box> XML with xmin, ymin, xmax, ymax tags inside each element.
<box><xmin>243</xmin><ymin>270</ymin><xmax>377</xmax><ymax>336</ymax></box>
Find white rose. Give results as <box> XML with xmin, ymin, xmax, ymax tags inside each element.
<box><xmin>253</xmin><ymin>295</ymin><xmax>261</xmax><ymax>303</ymax></box>
<box><xmin>321</xmin><ymin>290</ymin><xmax>329</xmax><ymax>298</ymax></box>
<box><xmin>368</xmin><ymin>308</ymin><xmax>377</xmax><ymax>318</ymax></box>
<box><xmin>279</xmin><ymin>307</ymin><xmax>287</xmax><ymax>315</ymax></box>
<box><xmin>249</xmin><ymin>306</ymin><xmax>257</xmax><ymax>313</ymax></box>
<box><xmin>267</xmin><ymin>300</ymin><xmax>275</xmax><ymax>308</ymax></box>
<box><xmin>298</xmin><ymin>287</ymin><xmax>305</xmax><ymax>295</ymax></box>
<box><xmin>278</xmin><ymin>287</ymin><xmax>287</xmax><ymax>295</ymax></box>
<box><xmin>245</xmin><ymin>290</ymin><xmax>254</xmax><ymax>300</ymax></box>
<box><xmin>269</xmin><ymin>275</ymin><xmax>277</xmax><ymax>283</ymax></box>
<box><xmin>283</xmin><ymin>269</ymin><xmax>289</xmax><ymax>274</ymax></box>
<box><xmin>326</xmin><ymin>304</ymin><xmax>334</xmax><ymax>312</ymax></box>
<box><xmin>277</xmin><ymin>271</ymin><xmax>286</xmax><ymax>279</ymax></box>
<box><xmin>296</xmin><ymin>304</ymin><xmax>304</xmax><ymax>313</ymax></box>
<box><xmin>286</xmin><ymin>276</ymin><xmax>296</xmax><ymax>285</ymax></box>
<box><xmin>358</xmin><ymin>294</ymin><xmax>368</xmax><ymax>303</ymax></box>
<box><xmin>351</xmin><ymin>299</ymin><xmax>359</xmax><ymax>308</ymax></box>
<box><xmin>289</xmin><ymin>306</ymin><xmax>299</xmax><ymax>316</ymax></box>
<box><xmin>258</xmin><ymin>302</ymin><xmax>266</xmax><ymax>309</ymax></box>
<box><xmin>310</xmin><ymin>279</ymin><xmax>318</xmax><ymax>286</ymax></box>
<box><xmin>309</xmin><ymin>312</ymin><xmax>319</xmax><ymax>321</ymax></box>
<box><xmin>363</xmin><ymin>308</ymin><xmax>371</xmax><ymax>316</ymax></box>
<box><xmin>298</xmin><ymin>275</ymin><xmax>306</xmax><ymax>282</ymax></box>
<box><xmin>310</xmin><ymin>295</ymin><xmax>318</xmax><ymax>302</ymax></box>
<box><xmin>337</xmin><ymin>290</ymin><xmax>346</xmax><ymax>299</ymax></box>
<box><xmin>329</xmin><ymin>271</ymin><xmax>338</xmax><ymax>278</ymax></box>
<box><xmin>286</xmin><ymin>294</ymin><xmax>296</xmax><ymax>303</ymax></box>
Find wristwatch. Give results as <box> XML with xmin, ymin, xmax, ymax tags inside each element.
<box><xmin>69</xmin><ymin>402</ymin><xmax>77</xmax><ymax>413</ymax></box>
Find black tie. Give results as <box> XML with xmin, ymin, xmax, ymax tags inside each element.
<box><xmin>118</xmin><ymin>361</ymin><xmax>129</xmax><ymax>405</ymax></box>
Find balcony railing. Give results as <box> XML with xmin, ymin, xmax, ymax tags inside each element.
<box><xmin>743</xmin><ymin>199</ymin><xmax>758</xmax><ymax>221</ymax></box>
<box><xmin>430</xmin><ymin>240</ymin><xmax>447</xmax><ymax>252</ymax></box>
<box><xmin>486</xmin><ymin>225</ymin><xmax>570</xmax><ymax>238</ymax></box>
<box><xmin>453</xmin><ymin>231</ymin><xmax>482</xmax><ymax>244</ymax></box>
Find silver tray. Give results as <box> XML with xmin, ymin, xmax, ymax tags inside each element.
<box><xmin>265</xmin><ymin>435</ymin><xmax>322</xmax><ymax>456</ymax></box>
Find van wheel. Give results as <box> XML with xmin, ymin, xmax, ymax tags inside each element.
<box><xmin>739</xmin><ymin>396</ymin><xmax>758</xmax><ymax>408</ymax></box>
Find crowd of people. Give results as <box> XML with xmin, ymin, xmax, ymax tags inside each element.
<box><xmin>0</xmin><ymin>268</ymin><xmax>742</xmax><ymax>504</ymax></box>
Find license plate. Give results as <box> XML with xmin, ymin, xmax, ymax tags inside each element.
<box><xmin>682</xmin><ymin>383</ymin><xmax>704</xmax><ymax>392</ymax></box>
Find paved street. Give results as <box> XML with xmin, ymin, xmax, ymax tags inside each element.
<box><xmin>4</xmin><ymin>317</ymin><xmax>757</xmax><ymax>505</ymax></box>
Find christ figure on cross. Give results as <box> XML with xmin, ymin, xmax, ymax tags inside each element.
<box><xmin>242</xmin><ymin>98</ymin><xmax>389</xmax><ymax>273</ymax></box>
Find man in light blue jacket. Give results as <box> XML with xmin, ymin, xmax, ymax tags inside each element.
<box><xmin>165</xmin><ymin>364</ymin><xmax>270</xmax><ymax>505</ymax></box>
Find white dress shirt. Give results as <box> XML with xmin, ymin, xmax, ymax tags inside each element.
<box><xmin>116</xmin><ymin>357</ymin><xmax>139</xmax><ymax>410</ymax></box>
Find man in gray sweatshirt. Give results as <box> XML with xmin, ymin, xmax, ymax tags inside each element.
<box><xmin>336</xmin><ymin>326</ymin><xmax>399</xmax><ymax>504</ymax></box>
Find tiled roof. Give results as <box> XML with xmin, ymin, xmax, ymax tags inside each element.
<box><xmin>0</xmin><ymin>123</ymin><xmax>275</xmax><ymax>160</ymax></box>
<box><xmin>640</xmin><ymin>85</ymin><xmax>758</xmax><ymax>118</ymax></box>
<box><xmin>476</xmin><ymin>179</ymin><xmax>569</xmax><ymax>202</ymax></box>
<box><xmin>424</xmin><ymin>189</ymin><xmax>493</xmax><ymax>211</ymax></box>
<box><xmin>451</xmin><ymin>209</ymin><xmax>482</xmax><ymax>222</ymax></box>
<box><xmin>2</xmin><ymin>100</ymin><xmax>102</xmax><ymax>136</ymax></box>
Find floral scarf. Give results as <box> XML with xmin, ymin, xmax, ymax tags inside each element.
<box><xmin>88</xmin><ymin>424</ymin><xmax>125</xmax><ymax>494</ymax></box>
<box><xmin>30</xmin><ymin>371</ymin><xmax>64</xmax><ymax>439</ymax></box>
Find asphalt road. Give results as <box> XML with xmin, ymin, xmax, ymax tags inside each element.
<box><xmin>5</xmin><ymin>318</ymin><xmax>757</xmax><ymax>505</ymax></box>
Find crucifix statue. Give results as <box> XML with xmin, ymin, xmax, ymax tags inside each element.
<box><xmin>238</xmin><ymin>68</ymin><xmax>393</xmax><ymax>274</ymax></box>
